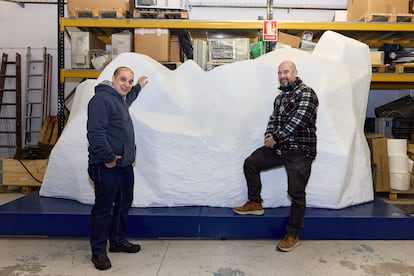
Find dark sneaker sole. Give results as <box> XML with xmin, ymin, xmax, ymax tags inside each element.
<box><xmin>233</xmin><ymin>208</ymin><xmax>264</xmax><ymax>215</ymax></box>
<box><xmin>93</xmin><ymin>263</ymin><xmax>111</xmax><ymax>270</ymax></box>
<box><xmin>109</xmin><ymin>245</ymin><xmax>141</xmax><ymax>253</ymax></box>
<box><xmin>109</xmin><ymin>248</ymin><xmax>140</xmax><ymax>253</ymax></box>
<box><xmin>92</xmin><ymin>258</ymin><xmax>111</xmax><ymax>270</ymax></box>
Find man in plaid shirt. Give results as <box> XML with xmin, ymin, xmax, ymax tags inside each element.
<box><xmin>233</xmin><ymin>60</ymin><xmax>319</xmax><ymax>252</ymax></box>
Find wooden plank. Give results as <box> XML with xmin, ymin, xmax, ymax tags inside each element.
<box><xmin>0</xmin><ymin>185</ymin><xmax>38</xmax><ymax>194</ymax></box>
<box><xmin>39</xmin><ymin>116</ymin><xmax>58</xmax><ymax>146</ymax></box>
<box><xmin>44</xmin><ymin>119</ymin><xmax>54</xmax><ymax>144</ymax></box>
<box><xmin>133</xmin><ymin>9</ymin><xmax>159</xmax><ymax>19</ymax></box>
<box><xmin>49</xmin><ymin>117</ymin><xmax>59</xmax><ymax>146</ymax></box>
<box><xmin>38</xmin><ymin>116</ymin><xmax>51</xmax><ymax>143</ymax></box>
<box><xmin>0</xmin><ymin>185</ymin><xmax>20</xmax><ymax>193</ymax></box>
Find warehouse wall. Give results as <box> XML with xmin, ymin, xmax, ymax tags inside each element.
<box><xmin>0</xmin><ymin>0</ymin><xmax>411</xmax><ymax>118</ymax></box>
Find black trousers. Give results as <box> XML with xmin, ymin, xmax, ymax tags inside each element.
<box><xmin>244</xmin><ymin>146</ymin><xmax>313</xmax><ymax>237</ymax></box>
<box><xmin>88</xmin><ymin>163</ymin><xmax>134</xmax><ymax>255</ymax></box>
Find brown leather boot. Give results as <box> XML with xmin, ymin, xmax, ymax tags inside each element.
<box><xmin>233</xmin><ymin>201</ymin><xmax>264</xmax><ymax>215</ymax></box>
<box><xmin>277</xmin><ymin>235</ymin><xmax>300</xmax><ymax>252</ymax></box>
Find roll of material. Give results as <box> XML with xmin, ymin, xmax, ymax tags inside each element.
<box><xmin>389</xmin><ymin>155</ymin><xmax>410</xmax><ymax>173</ymax></box>
<box><xmin>390</xmin><ymin>172</ymin><xmax>411</xmax><ymax>191</ymax></box>
<box><xmin>387</xmin><ymin>139</ymin><xmax>407</xmax><ymax>156</ymax></box>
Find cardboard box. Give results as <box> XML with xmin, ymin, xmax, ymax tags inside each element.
<box><xmin>134</xmin><ymin>29</ymin><xmax>170</xmax><ymax>62</ymax></box>
<box><xmin>366</xmin><ymin>133</ymin><xmax>390</xmax><ymax>192</ymax></box>
<box><xmin>71</xmin><ymin>32</ymin><xmax>106</xmax><ymax>69</ymax></box>
<box><xmin>408</xmin><ymin>143</ymin><xmax>414</xmax><ymax>160</ymax></box>
<box><xmin>2</xmin><ymin>159</ymin><xmax>48</xmax><ymax>187</ymax></box>
<box><xmin>67</xmin><ymin>0</ymin><xmax>130</xmax><ymax>17</ymax></box>
<box><xmin>169</xmin><ymin>35</ymin><xmax>181</xmax><ymax>62</ymax></box>
<box><xmin>277</xmin><ymin>32</ymin><xmax>301</xmax><ymax>48</ymax></box>
<box><xmin>370</xmin><ymin>51</ymin><xmax>385</xmax><ymax>66</ymax></box>
<box><xmin>333</xmin><ymin>10</ymin><xmax>348</xmax><ymax>21</ymax></box>
<box><xmin>112</xmin><ymin>31</ymin><xmax>133</xmax><ymax>59</ymax></box>
<box><xmin>347</xmin><ymin>0</ymin><xmax>409</xmax><ymax>21</ymax></box>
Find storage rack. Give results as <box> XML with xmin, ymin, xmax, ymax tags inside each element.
<box><xmin>57</xmin><ymin>5</ymin><xmax>414</xmax><ymax>134</ymax></box>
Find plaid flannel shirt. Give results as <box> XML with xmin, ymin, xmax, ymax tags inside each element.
<box><xmin>265</xmin><ymin>77</ymin><xmax>319</xmax><ymax>159</ymax></box>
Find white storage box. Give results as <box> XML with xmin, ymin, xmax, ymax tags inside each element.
<box><xmin>112</xmin><ymin>31</ymin><xmax>133</xmax><ymax>59</ymax></box>
<box><xmin>71</xmin><ymin>32</ymin><xmax>106</xmax><ymax>69</ymax></box>
<box><xmin>208</xmin><ymin>38</ymin><xmax>250</xmax><ymax>63</ymax></box>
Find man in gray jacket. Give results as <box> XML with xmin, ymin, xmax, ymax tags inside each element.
<box><xmin>87</xmin><ymin>66</ymin><xmax>148</xmax><ymax>270</ymax></box>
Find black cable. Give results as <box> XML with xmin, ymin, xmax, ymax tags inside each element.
<box><xmin>16</xmin><ymin>158</ymin><xmax>43</xmax><ymax>184</ymax></box>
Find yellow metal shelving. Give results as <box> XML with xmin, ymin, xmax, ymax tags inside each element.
<box><xmin>60</xmin><ymin>18</ymin><xmax>414</xmax><ymax>88</ymax></box>
<box><xmin>60</xmin><ymin>18</ymin><xmax>414</xmax><ymax>32</ymax></box>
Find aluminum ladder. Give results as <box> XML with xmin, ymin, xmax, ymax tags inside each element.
<box><xmin>24</xmin><ymin>47</ymin><xmax>52</xmax><ymax>146</ymax></box>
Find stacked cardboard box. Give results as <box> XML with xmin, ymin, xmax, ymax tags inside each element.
<box><xmin>134</xmin><ymin>29</ymin><xmax>170</xmax><ymax>62</ymax></box>
<box><xmin>366</xmin><ymin>133</ymin><xmax>390</xmax><ymax>192</ymax></box>
<box><xmin>169</xmin><ymin>35</ymin><xmax>181</xmax><ymax>62</ymax></box>
<box><xmin>112</xmin><ymin>31</ymin><xmax>133</xmax><ymax>60</ymax></box>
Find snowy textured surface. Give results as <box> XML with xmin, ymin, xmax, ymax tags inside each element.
<box><xmin>40</xmin><ymin>31</ymin><xmax>373</xmax><ymax>208</ymax></box>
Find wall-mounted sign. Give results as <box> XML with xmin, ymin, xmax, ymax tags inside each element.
<box><xmin>263</xmin><ymin>20</ymin><xmax>277</xmax><ymax>41</ymax></box>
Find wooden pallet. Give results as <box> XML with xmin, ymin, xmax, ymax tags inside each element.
<box><xmin>389</xmin><ymin>188</ymin><xmax>414</xmax><ymax>201</ymax></box>
<box><xmin>0</xmin><ymin>184</ymin><xmax>21</xmax><ymax>193</ymax></box>
<box><xmin>372</xmin><ymin>63</ymin><xmax>414</xmax><ymax>74</ymax></box>
<box><xmin>358</xmin><ymin>13</ymin><xmax>414</xmax><ymax>22</ymax></box>
<box><xmin>133</xmin><ymin>8</ymin><xmax>189</xmax><ymax>19</ymax></box>
<box><xmin>395</xmin><ymin>63</ymin><xmax>414</xmax><ymax>73</ymax></box>
<box><xmin>0</xmin><ymin>185</ymin><xmax>39</xmax><ymax>194</ymax></box>
<box><xmin>69</xmin><ymin>7</ymin><xmax>126</xmax><ymax>18</ymax></box>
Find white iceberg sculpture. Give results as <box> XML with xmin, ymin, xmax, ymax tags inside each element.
<box><xmin>40</xmin><ymin>31</ymin><xmax>373</xmax><ymax>209</ymax></box>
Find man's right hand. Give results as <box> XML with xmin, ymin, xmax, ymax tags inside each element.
<box><xmin>105</xmin><ymin>155</ymin><xmax>122</xmax><ymax>168</ymax></box>
<box><xmin>264</xmin><ymin>136</ymin><xmax>276</xmax><ymax>148</ymax></box>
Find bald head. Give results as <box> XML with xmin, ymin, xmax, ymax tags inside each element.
<box><xmin>111</xmin><ymin>66</ymin><xmax>134</xmax><ymax>97</ymax></box>
<box><xmin>278</xmin><ymin>60</ymin><xmax>298</xmax><ymax>87</ymax></box>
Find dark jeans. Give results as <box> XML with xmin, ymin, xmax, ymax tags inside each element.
<box><xmin>88</xmin><ymin>163</ymin><xmax>134</xmax><ymax>255</ymax></box>
<box><xmin>244</xmin><ymin>146</ymin><xmax>313</xmax><ymax>237</ymax></box>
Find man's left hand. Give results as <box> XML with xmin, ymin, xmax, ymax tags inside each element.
<box><xmin>138</xmin><ymin>76</ymin><xmax>149</xmax><ymax>88</ymax></box>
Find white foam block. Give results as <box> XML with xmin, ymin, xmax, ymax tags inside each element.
<box><xmin>40</xmin><ymin>31</ymin><xmax>374</xmax><ymax>209</ymax></box>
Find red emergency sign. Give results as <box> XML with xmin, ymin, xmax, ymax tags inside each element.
<box><xmin>263</xmin><ymin>20</ymin><xmax>277</xmax><ymax>41</ymax></box>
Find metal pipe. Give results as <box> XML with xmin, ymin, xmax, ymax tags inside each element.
<box><xmin>267</xmin><ymin>0</ymin><xmax>273</xmax><ymax>20</ymax></box>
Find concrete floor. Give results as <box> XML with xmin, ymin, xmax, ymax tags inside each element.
<box><xmin>1</xmin><ymin>191</ymin><xmax>414</xmax><ymax>276</ymax></box>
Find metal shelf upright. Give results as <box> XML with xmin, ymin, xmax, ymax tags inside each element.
<box><xmin>57</xmin><ymin>0</ymin><xmax>65</xmax><ymax>136</ymax></box>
